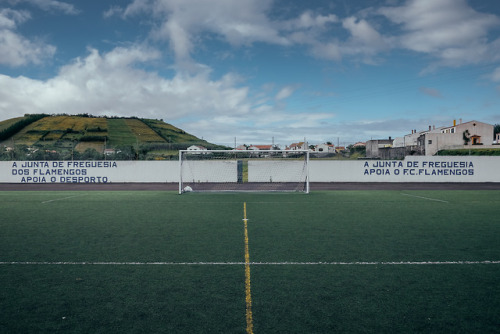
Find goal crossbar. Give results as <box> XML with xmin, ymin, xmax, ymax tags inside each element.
<box><xmin>179</xmin><ymin>149</ymin><xmax>310</xmax><ymax>194</ymax></box>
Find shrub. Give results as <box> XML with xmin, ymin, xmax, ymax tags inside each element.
<box><xmin>0</xmin><ymin>114</ymin><xmax>49</xmax><ymax>140</ymax></box>
<box><xmin>79</xmin><ymin>135</ymin><xmax>108</xmax><ymax>142</ymax></box>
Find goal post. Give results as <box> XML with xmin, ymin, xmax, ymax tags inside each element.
<box><xmin>179</xmin><ymin>149</ymin><xmax>309</xmax><ymax>193</ymax></box>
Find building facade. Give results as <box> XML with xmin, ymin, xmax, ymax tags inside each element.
<box><xmin>425</xmin><ymin>120</ymin><xmax>493</xmax><ymax>155</ymax></box>
<box><xmin>365</xmin><ymin>138</ymin><xmax>393</xmax><ymax>158</ymax></box>
<box><xmin>393</xmin><ymin>120</ymin><xmax>494</xmax><ymax>156</ymax></box>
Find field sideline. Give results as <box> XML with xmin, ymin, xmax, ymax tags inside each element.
<box><xmin>2</xmin><ymin>181</ymin><xmax>500</xmax><ymax>191</ymax></box>
<box><xmin>1</xmin><ymin>189</ymin><xmax>499</xmax><ymax>333</ymax></box>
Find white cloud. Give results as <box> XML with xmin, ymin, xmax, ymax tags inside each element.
<box><xmin>309</xmin><ymin>42</ymin><xmax>342</xmax><ymax>61</ymax></box>
<box><xmin>275</xmin><ymin>86</ymin><xmax>295</xmax><ymax>101</ymax></box>
<box><xmin>281</xmin><ymin>10</ymin><xmax>338</xmax><ymax>30</ymax></box>
<box><xmin>0</xmin><ymin>46</ymin><xmax>253</xmax><ymax>121</ymax></box>
<box><xmin>342</xmin><ymin>17</ymin><xmax>389</xmax><ymax>55</ymax></box>
<box><xmin>0</xmin><ymin>8</ymin><xmax>30</xmax><ymax>28</ymax></box>
<box><xmin>117</xmin><ymin>0</ymin><xmax>392</xmax><ymax>67</ymax></box>
<box><xmin>111</xmin><ymin>0</ymin><xmax>413</xmax><ymax>68</ymax></box>
<box><xmin>0</xmin><ymin>9</ymin><xmax>56</xmax><ymax>66</ymax></box>
<box><xmin>379</xmin><ymin>0</ymin><xmax>500</xmax><ymax>67</ymax></box>
<box><xmin>285</xmin><ymin>112</ymin><xmax>332</xmax><ymax>129</ymax></box>
<box><xmin>0</xmin><ymin>44</ymin><xmax>342</xmax><ymax>145</ymax></box>
<box><xmin>491</xmin><ymin>67</ymin><xmax>500</xmax><ymax>82</ymax></box>
<box><xmin>103</xmin><ymin>5</ymin><xmax>123</xmax><ymax>19</ymax></box>
<box><xmin>0</xmin><ymin>1</ymin><xmax>80</xmax><ymax>66</ymax></box>
<box><xmin>7</xmin><ymin>0</ymin><xmax>79</xmax><ymax>15</ymax></box>
<box><xmin>492</xmin><ymin>67</ymin><xmax>500</xmax><ymax>93</ymax></box>
<box><xmin>185</xmin><ymin>109</ymin><xmax>336</xmax><ymax>145</ymax></box>
<box><xmin>419</xmin><ymin>87</ymin><xmax>443</xmax><ymax>98</ymax></box>
<box><xmin>282</xmin><ymin>12</ymin><xmax>390</xmax><ymax>63</ymax></box>
<box><xmin>120</xmin><ymin>0</ymin><xmax>288</xmax><ymax>68</ymax></box>
<box><xmin>3</xmin><ymin>1</ymin><xmax>497</xmax><ymax>146</ymax></box>
<box><xmin>0</xmin><ymin>29</ymin><xmax>56</xmax><ymax>66</ymax></box>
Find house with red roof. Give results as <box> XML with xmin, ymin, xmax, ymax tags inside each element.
<box><xmin>287</xmin><ymin>142</ymin><xmax>307</xmax><ymax>150</ymax></box>
<box><xmin>248</xmin><ymin>145</ymin><xmax>272</xmax><ymax>151</ymax></box>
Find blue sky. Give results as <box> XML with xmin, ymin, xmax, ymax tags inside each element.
<box><xmin>0</xmin><ymin>0</ymin><xmax>499</xmax><ymax>147</ymax></box>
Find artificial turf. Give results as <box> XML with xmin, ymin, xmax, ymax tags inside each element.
<box><xmin>1</xmin><ymin>190</ymin><xmax>499</xmax><ymax>333</ymax></box>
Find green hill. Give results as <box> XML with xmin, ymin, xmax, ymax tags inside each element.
<box><xmin>0</xmin><ymin>114</ymin><xmax>226</xmax><ymax>160</ymax></box>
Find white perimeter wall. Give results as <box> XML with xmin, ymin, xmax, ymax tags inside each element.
<box><xmin>309</xmin><ymin>156</ymin><xmax>499</xmax><ymax>183</ymax></box>
<box><xmin>1</xmin><ymin>156</ymin><xmax>499</xmax><ymax>184</ymax></box>
<box><xmin>248</xmin><ymin>161</ymin><xmax>306</xmax><ymax>182</ymax></box>
<box><xmin>2</xmin><ymin>161</ymin><xmax>179</xmax><ymax>183</ymax></box>
<box><xmin>181</xmin><ymin>160</ymin><xmax>237</xmax><ymax>183</ymax></box>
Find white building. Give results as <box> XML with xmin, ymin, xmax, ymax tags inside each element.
<box><xmin>314</xmin><ymin>143</ymin><xmax>335</xmax><ymax>153</ymax></box>
<box><xmin>287</xmin><ymin>142</ymin><xmax>308</xmax><ymax>151</ymax></box>
<box><xmin>425</xmin><ymin>120</ymin><xmax>494</xmax><ymax>155</ymax></box>
<box><xmin>186</xmin><ymin>145</ymin><xmax>208</xmax><ymax>154</ymax></box>
<box><xmin>393</xmin><ymin>125</ymin><xmax>444</xmax><ymax>149</ymax></box>
<box><xmin>394</xmin><ymin>120</ymin><xmax>494</xmax><ymax>156</ymax></box>
<box><xmin>248</xmin><ymin>145</ymin><xmax>272</xmax><ymax>151</ymax></box>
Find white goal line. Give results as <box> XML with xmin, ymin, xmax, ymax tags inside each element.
<box><xmin>1</xmin><ymin>261</ymin><xmax>499</xmax><ymax>266</ymax></box>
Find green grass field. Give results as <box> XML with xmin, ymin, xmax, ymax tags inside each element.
<box><xmin>1</xmin><ymin>190</ymin><xmax>499</xmax><ymax>333</ymax></box>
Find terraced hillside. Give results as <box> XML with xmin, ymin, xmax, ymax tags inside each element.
<box><xmin>0</xmin><ymin>114</ymin><xmax>223</xmax><ymax>160</ymax></box>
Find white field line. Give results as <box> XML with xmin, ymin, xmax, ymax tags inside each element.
<box><xmin>41</xmin><ymin>194</ymin><xmax>87</xmax><ymax>204</ymax></box>
<box><xmin>1</xmin><ymin>261</ymin><xmax>499</xmax><ymax>265</ymax></box>
<box><xmin>400</xmin><ymin>193</ymin><xmax>449</xmax><ymax>203</ymax></box>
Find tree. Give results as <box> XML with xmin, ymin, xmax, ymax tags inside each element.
<box><xmin>81</xmin><ymin>148</ymin><xmax>103</xmax><ymax>160</ymax></box>
<box><xmin>113</xmin><ymin>146</ymin><xmax>134</xmax><ymax>160</ymax></box>
<box><xmin>463</xmin><ymin>130</ymin><xmax>471</xmax><ymax>145</ymax></box>
<box><xmin>0</xmin><ymin>147</ymin><xmax>8</xmax><ymax>161</ymax></box>
<box><xmin>494</xmin><ymin>124</ymin><xmax>500</xmax><ymax>139</ymax></box>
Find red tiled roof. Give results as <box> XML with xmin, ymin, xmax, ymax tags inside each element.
<box><xmin>250</xmin><ymin>145</ymin><xmax>272</xmax><ymax>150</ymax></box>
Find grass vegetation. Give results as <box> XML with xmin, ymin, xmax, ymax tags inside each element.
<box><xmin>1</xmin><ymin>190</ymin><xmax>499</xmax><ymax>333</ymax></box>
<box><xmin>0</xmin><ymin>114</ymin><xmax>217</xmax><ymax>160</ymax></box>
<box><xmin>106</xmin><ymin>118</ymin><xmax>137</xmax><ymax>146</ymax></box>
<box><xmin>0</xmin><ymin>116</ymin><xmax>25</xmax><ymax>132</ymax></box>
<box><xmin>9</xmin><ymin>116</ymin><xmax>107</xmax><ymax>146</ymax></box>
<box><xmin>2</xmin><ymin>115</ymin><xmax>48</xmax><ymax>144</ymax></box>
<box><xmin>124</xmin><ymin>118</ymin><xmax>165</xmax><ymax>143</ymax></box>
<box><xmin>43</xmin><ymin>131</ymin><xmax>65</xmax><ymax>141</ymax></box>
<box><xmin>31</xmin><ymin>116</ymin><xmax>105</xmax><ymax>135</ymax></box>
<box><xmin>75</xmin><ymin>141</ymin><xmax>104</xmax><ymax>153</ymax></box>
<box><xmin>142</xmin><ymin>119</ymin><xmax>200</xmax><ymax>144</ymax></box>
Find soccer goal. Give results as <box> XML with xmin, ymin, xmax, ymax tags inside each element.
<box><xmin>179</xmin><ymin>149</ymin><xmax>309</xmax><ymax>193</ymax></box>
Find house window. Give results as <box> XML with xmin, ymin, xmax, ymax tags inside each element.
<box><xmin>451</xmin><ymin>128</ymin><xmax>455</xmax><ymax>133</ymax></box>
<box><xmin>428</xmin><ymin>140</ymin><xmax>432</xmax><ymax>144</ymax></box>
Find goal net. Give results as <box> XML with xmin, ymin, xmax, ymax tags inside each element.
<box><xmin>179</xmin><ymin>149</ymin><xmax>309</xmax><ymax>193</ymax></box>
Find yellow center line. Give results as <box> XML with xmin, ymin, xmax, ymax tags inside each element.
<box><xmin>243</xmin><ymin>202</ymin><xmax>253</xmax><ymax>334</ymax></box>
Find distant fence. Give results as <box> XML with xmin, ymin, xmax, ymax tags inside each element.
<box><xmin>1</xmin><ymin>156</ymin><xmax>499</xmax><ymax>184</ymax></box>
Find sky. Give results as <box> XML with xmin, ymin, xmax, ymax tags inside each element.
<box><xmin>0</xmin><ymin>0</ymin><xmax>499</xmax><ymax>148</ymax></box>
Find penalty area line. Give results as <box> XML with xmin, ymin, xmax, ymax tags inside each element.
<box><xmin>400</xmin><ymin>193</ymin><xmax>449</xmax><ymax>203</ymax></box>
<box><xmin>1</xmin><ymin>261</ymin><xmax>499</xmax><ymax>265</ymax></box>
<box><xmin>42</xmin><ymin>194</ymin><xmax>87</xmax><ymax>204</ymax></box>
